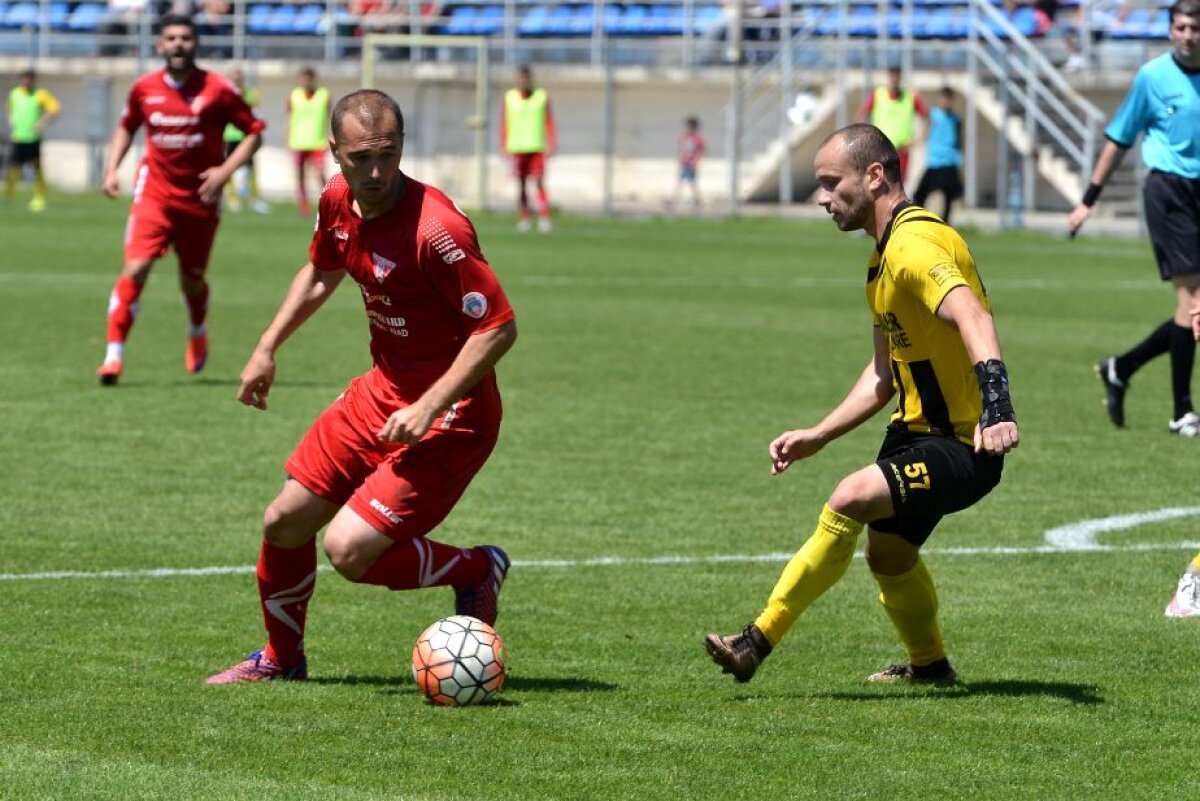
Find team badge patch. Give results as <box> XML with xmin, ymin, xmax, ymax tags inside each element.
<box><xmin>461</xmin><ymin>292</ymin><xmax>488</xmax><ymax>319</ymax></box>
<box><xmin>372</xmin><ymin>251</ymin><xmax>397</xmax><ymax>282</ymax></box>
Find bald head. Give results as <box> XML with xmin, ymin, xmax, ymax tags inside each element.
<box><xmin>819</xmin><ymin>124</ymin><xmax>902</xmax><ymax>185</ymax></box>
<box><xmin>331</xmin><ymin>90</ymin><xmax>405</xmax><ymax>144</ymax></box>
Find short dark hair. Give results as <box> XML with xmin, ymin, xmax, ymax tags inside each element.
<box><xmin>940</xmin><ymin>86</ymin><xmax>956</xmax><ymax>100</ymax></box>
<box><xmin>19</xmin><ymin>68</ymin><xmax>34</xmax><ymax>80</ymax></box>
<box><xmin>157</xmin><ymin>13</ymin><xmax>195</xmax><ymax>32</ymax></box>
<box><xmin>1170</xmin><ymin>0</ymin><xmax>1200</xmax><ymax>21</ymax></box>
<box><xmin>823</xmin><ymin>123</ymin><xmax>903</xmax><ymax>184</ymax></box>
<box><xmin>301</xmin><ymin>66</ymin><xmax>316</xmax><ymax>79</ymax></box>
<box><xmin>685</xmin><ymin>115</ymin><xmax>699</xmax><ymax>129</ymax></box>
<box><xmin>331</xmin><ymin>89</ymin><xmax>405</xmax><ymax>142</ymax></box>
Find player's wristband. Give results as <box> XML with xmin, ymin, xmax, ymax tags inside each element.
<box><xmin>974</xmin><ymin>359</ymin><xmax>1016</xmax><ymax>428</ymax></box>
<box><xmin>1081</xmin><ymin>182</ymin><xmax>1103</xmax><ymax>208</ymax></box>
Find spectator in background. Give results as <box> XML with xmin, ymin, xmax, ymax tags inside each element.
<box><xmin>913</xmin><ymin>87</ymin><xmax>963</xmax><ymax>224</ymax></box>
<box><xmin>101</xmin><ymin>0</ymin><xmax>150</xmax><ymax>56</ymax></box>
<box><xmin>667</xmin><ymin>116</ymin><xmax>706</xmax><ymax>212</ymax></box>
<box><xmin>287</xmin><ymin>66</ymin><xmax>329</xmax><ymax>216</ymax></box>
<box><xmin>501</xmin><ymin>65</ymin><xmax>556</xmax><ymax>233</ymax></box>
<box><xmin>857</xmin><ymin>67</ymin><xmax>929</xmax><ymax>181</ymax></box>
<box><xmin>5</xmin><ymin>68</ymin><xmax>61</xmax><ymax>212</ymax></box>
<box><xmin>195</xmin><ymin>0</ymin><xmax>233</xmax><ymax>58</ymax></box>
<box><xmin>224</xmin><ymin>66</ymin><xmax>269</xmax><ymax>214</ymax></box>
<box><xmin>1062</xmin><ymin>0</ymin><xmax>1132</xmax><ymax>72</ymax></box>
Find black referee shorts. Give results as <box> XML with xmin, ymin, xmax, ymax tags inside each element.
<box><xmin>9</xmin><ymin>140</ymin><xmax>40</xmax><ymax>166</ymax></box>
<box><xmin>1143</xmin><ymin>170</ymin><xmax>1200</xmax><ymax>280</ymax></box>
<box><xmin>871</xmin><ymin>428</ymin><xmax>1003</xmax><ymax>547</ymax></box>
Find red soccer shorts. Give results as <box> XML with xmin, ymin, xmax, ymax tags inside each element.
<box><xmin>285</xmin><ymin>369</ymin><xmax>499</xmax><ymax>539</ymax></box>
<box><xmin>294</xmin><ymin>150</ymin><xmax>326</xmax><ymax>171</ymax></box>
<box><xmin>124</xmin><ymin>200</ymin><xmax>220</xmax><ymax>278</ymax></box>
<box><xmin>511</xmin><ymin>152</ymin><xmax>546</xmax><ymax>180</ymax></box>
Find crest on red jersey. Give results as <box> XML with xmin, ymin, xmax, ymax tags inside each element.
<box><xmin>371</xmin><ymin>251</ymin><xmax>397</xmax><ymax>282</ymax></box>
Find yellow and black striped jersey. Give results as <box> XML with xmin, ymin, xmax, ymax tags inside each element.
<box><xmin>866</xmin><ymin>202</ymin><xmax>991</xmax><ymax>445</ymax></box>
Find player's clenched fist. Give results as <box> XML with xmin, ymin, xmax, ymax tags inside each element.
<box><xmin>238</xmin><ymin>351</ymin><xmax>276</xmax><ymax>410</ymax></box>
<box><xmin>769</xmin><ymin>429</ymin><xmax>827</xmax><ymax>475</ymax></box>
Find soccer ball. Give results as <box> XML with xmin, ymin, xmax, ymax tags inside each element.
<box><xmin>411</xmin><ymin>615</ymin><xmax>506</xmax><ymax>706</ymax></box>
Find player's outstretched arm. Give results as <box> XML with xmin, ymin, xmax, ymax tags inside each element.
<box><xmin>378</xmin><ymin>320</ymin><xmax>518</xmax><ymax>444</ymax></box>
<box><xmin>238</xmin><ymin>261</ymin><xmax>345</xmax><ymax>410</ymax></box>
<box><xmin>1068</xmin><ymin>140</ymin><xmax>1127</xmax><ymax>237</ymax></box>
<box><xmin>770</xmin><ymin>329</ymin><xmax>894</xmax><ymax>475</ymax></box>
<box><xmin>936</xmin><ymin>286</ymin><xmax>1019</xmax><ymax>455</ymax></box>
<box><xmin>102</xmin><ymin>125</ymin><xmax>134</xmax><ymax>199</ymax></box>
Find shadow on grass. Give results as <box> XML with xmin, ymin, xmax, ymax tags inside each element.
<box><xmin>504</xmin><ymin>675</ymin><xmax>620</xmax><ymax>693</ymax></box>
<box><xmin>796</xmin><ymin>679</ymin><xmax>1104</xmax><ymax>705</ymax></box>
<box><xmin>308</xmin><ymin>674</ymin><xmax>619</xmax><ymax>696</ymax></box>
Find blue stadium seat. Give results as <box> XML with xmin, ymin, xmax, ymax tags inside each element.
<box><xmin>67</xmin><ymin>2</ymin><xmax>105</xmax><ymax>32</ymax></box>
<box><xmin>291</xmin><ymin>5</ymin><xmax>323</xmax><ymax>35</ymax></box>
<box><xmin>693</xmin><ymin>4</ymin><xmax>723</xmax><ymax>34</ymax></box>
<box><xmin>613</xmin><ymin>4</ymin><xmax>647</xmax><ymax>35</ymax></box>
<box><xmin>1010</xmin><ymin>6</ymin><xmax>1040</xmax><ymax>36</ymax></box>
<box><xmin>517</xmin><ymin>4</ymin><xmax>550</xmax><ymax>36</ymax></box>
<box><xmin>473</xmin><ymin>5</ymin><xmax>505</xmax><ymax>35</ymax></box>
<box><xmin>47</xmin><ymin>2</ymin><xmax>69</xmax><ymax>28</ymax></box>
<box><xmin>541</xmin><ymin>4</ymin><xmax>574</xmax><ymax>36</ymax></box>
<box><xmin>246</xmin><ymin>3</ymin><xmax>273</xmax><ymax>34</ymax></box>
<box><xmin>265</xmin><ymin>4</ymin><xmax>297</xmax><ymax>35</ymax></box>
<box><xmin>4</xmin><ymin>2</ymin><xmax>39</xmax><ymax>29</ymax></box>
<box><xmin>847</xmin><ymin>4</ymin><xmax>879</xmax><ymax>36</ymax></box>
<box><xmin>444</xmin><ymin>5</ymin><xmax>476</xmax><ymax>35</ymax></box>
<box><xmin>646</xmin><ymin>4</ymin><xmax>683</xmax><ymax>35</ymax></box>
<box><xmin>567</xmin><ymin>4</ymin><xmax>595</xmax><ymax>36</ymax></box>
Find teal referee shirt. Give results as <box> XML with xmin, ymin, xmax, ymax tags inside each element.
<box><xmin>1105</xmin><ymin>53</ymin><xmax>1200</xmax><ymax>179</ymax></box>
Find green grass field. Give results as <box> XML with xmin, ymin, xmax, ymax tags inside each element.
<box><xmin>1</xmin><ymin>192</ymin><xmax>1196</xmax><ymax>800</ymax></box>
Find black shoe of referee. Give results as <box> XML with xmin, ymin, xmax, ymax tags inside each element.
<box><xmin>1095</xmin><ymin>356</ymin><xmax>1127</xmax><ymax>428</ymax></box>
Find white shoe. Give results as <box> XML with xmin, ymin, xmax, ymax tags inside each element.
<box><xmin>251</xmin><ymin>199</ymin><xmax>270</xmax><ymax>214</ymax></box>
<box><xmin>1168</xmin><ymin>412</ymin><xmax>1200</xmax><ymax>437</ymax></box>
<box><xmin>1062</xmin><ymin>53</ymin><xmax>1087</xmax><ymax>73</ymax></box>
<box><xmin>516</xmin><ymin>218</ymin><xmax>532</xmax><ymax>233</ymax></box>
<box><xmin>537</xmin><ymin>217</ymin><xmax>553</xmax><ymax>233</ymax></box>
<box><xmin>1165</xmin><ymin>572</ymin><xmax>1200</xmax><ymax>618</ymax></box>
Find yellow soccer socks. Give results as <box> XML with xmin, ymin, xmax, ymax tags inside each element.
<box><xmin>753</xmin><ymin>504</ymin><xmax>863</xmax><ymax>646</ymax></box>
<box><xmin>873</xmin><ymin>558</ymin><xmax>945</xmax><ymax>667</ymax></box>
<box><xmin>1190</xmin><ymin>553</ymin><xmax>1200</xmax><ymax>574</ymax></box>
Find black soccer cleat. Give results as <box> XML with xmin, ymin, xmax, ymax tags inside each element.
<box><xmin>867</xmin><ymin>658</ymin><xmax>958</xmax><ymax>684</ymax></box>
<box><xmin>704</xmin><ymin>624</ymin><xmax>773</xmax><ymax>683</ymax></box>
<box><xmin>1095</xmin><ymin>356</ymin><xmax>1127</xmax><ymax>428</ymax></box>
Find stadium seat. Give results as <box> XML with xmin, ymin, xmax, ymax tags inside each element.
<box><xmin>291</xmin><ymin>4</ymin><xmax>323</xmax><ymax>35</ymax></box>
<box><xmin>517</xmin><ymin>4</ymin><xmax>550</xmax><ymax>36</ymax></box>
<box><xmin>66</xmin><ymin>2</ymin><xmax>105</xmax><ymax>32</ymax></box>
<box><xmin>444</xmin><ymin>5</ymin><xmax>476</xmax><ymax>35</ymax></box>
<box><xmin>3</xmin><ymin>2</ymin><xmax>38</xmax><ymax>29</ymax></box>
<box><xmin>246</xmin><ymin>3</ymin><xmax>273</xmax><ymax>34</ymax></box>
<box><xmin>693</xmin><ymin>5</ymin><xmax>723</xmax><ymax>34</ymax></box>
<box><xmin>473</xmin><ymin>5</ymin><xmax>505</xmax><ymax>35</ymax></box>
<box><xmin>645</xmin><ymin>4</ymin><xmax>683</xmax><ymax>36</ymax></box>
<box><xmin>613</xmin><ymin>4</ymin><xmax>646</xmax><ymax>35</ymax></box>
<box><xmin>847</xmin><ymin>5</ymin><xmax>879</xmax><ymax>37</ymax></box>
<box><xmin>47</xmin><ymin>2</ymin><xmax>69</xmax><ymax>29</ymax></box>
<box><xmin>264</xmin><ymin>4</ymin><xmax>297</xmax><ymax>35</ymax></box>
<box><xmin>541</xmin><ymin>4</ymin><xmax>574</xmax><ymax>36</ymax></box>
<box><xmin>567</xmin><ymin>4</ymin><xmax>595</xmax><ymax>36</ymax></box>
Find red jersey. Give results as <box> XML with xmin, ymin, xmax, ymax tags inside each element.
<box><xmin>309</xmin><ymin>173</ymin><xmax>515</xmax><ymax>424</ymax></box>
<box><xmin>679</xmin><ymin>132</ymin><xmax>705</xmax><ymax>168</ymax></box>
<box><xmin>120</xmin><ymin>69</ymin><xmax>265</xmax><ymax>216</ymax></box>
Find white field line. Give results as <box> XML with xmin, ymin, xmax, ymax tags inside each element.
<box><xmin>3</xmin><ymin>506</ymin><xmax>1200</xmax><ymax>583</ymax></box>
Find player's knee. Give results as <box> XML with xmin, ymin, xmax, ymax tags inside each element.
<box><xmin>827</xmin><ymin>474</ymin><xmax>872</xmax><ymax>521</ymax></box>
<box><xmin>262</xmin><ymin>500</ymin><xmax>312</xmax><ymax>548</ymax></box>
<box><xmin>322</xmin><ymin>530</ymin><xmax>369</xmax><ymax>580</ymax></box>
<box><xmin>121</xmin><ymin>260</ymin><xmax>153</xmax><ymax>283</ymax></box>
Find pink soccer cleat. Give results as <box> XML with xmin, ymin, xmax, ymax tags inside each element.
<box><xmin>185</xmin><ymin>334</ymin><xmax>208</xmax><ymax>374</ymax></box>
<box><xmin>96</xmin><ymin>360</ymin><xmax>123</xmax><ymax>386</ymax></box>
<box><xmin>206</xmin><ymin>650</ymin><xmax>307</xmax><ymax>684</ymax></box>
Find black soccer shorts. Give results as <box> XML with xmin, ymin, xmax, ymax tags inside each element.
<box><xmin>870</xmin><ymin>428</ymin><xmax>1004</xmax><ymax>546</ymax></box>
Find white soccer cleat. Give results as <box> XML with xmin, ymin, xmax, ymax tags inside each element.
<box><xmin>537</xmin><ymin>217</ymin><xmax>553</xmax><ymax>233</ymax></box>
<box><xmin>516</xmin><ymin>218</ymin><xmax>532</xmax><ymax>233</ymax></box>
<box><xmin>1165</xmin><ymin>572</ymin><xmax>1200</xmax><ymax>618</ymax></box>
<box><xmin>1168</xmin><ymin>412</ymin><xmax>1200</xmax><ymax>437</ymax></box>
